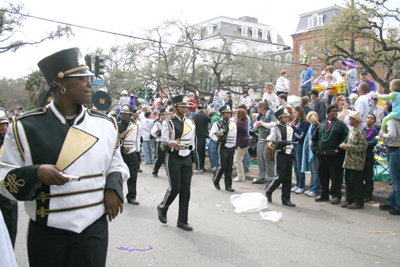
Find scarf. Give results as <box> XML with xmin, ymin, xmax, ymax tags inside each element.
<box><xmin>364</xmin><ymin>125</ymin><xmax>375</xmax><ymax>139</ymax></box>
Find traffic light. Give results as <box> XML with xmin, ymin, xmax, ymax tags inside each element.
<box><xmin>85</xmin><ymin>55</ymin><xmax>92</xmax><ymax>71</ymax></box>
<box><xmin>94</xmin><ymin>56</ymin><xmax>105</xmax><ymax>77</ymax></box>
<box><xmin>147</xmin><ymin>88</ymin><xmax>154</xmax><ymax>101</ymax></box>
<box><xmin>140</xmin><ymin>88</ymin><xmax>146</xmax><ymax>99</ymax></box>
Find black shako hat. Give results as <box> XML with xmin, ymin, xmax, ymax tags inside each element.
<box><xmin>219</xmin><ymin>105</ymin><xmax>232</xmax><ymax>114</ymax></box>
<box><xmin>273</xmin><ymin>107</ymin><xmax>290</xmax><ymax>119</ymax></box>
<box><xmin>171</xmin><ymin>95</ymin><xmax>189</xmax><ymax>107</ymax></box>
<box><xmin>37</xmin><ymin>47</ymin><xmax>94</xmax><ymax>89</ymax></box>
<box><xmin>120</xmin><ymin>104</ymin><xmax>134</xmax><ymax>114</ymax></box>
<box><xmin>92</xmin><ymin>91</ymin><xmax>111</xmax><ymax>111</ymax></box>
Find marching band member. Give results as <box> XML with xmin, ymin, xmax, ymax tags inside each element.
<box><xmin>0</xmin><ymin>108</ymin><xmax>18</xmax><ymax>249</ymax></box>
<box><xmin>118</xmin><ymin>105</ymin><xmax>141</xmax><ymax>205</ymax></box>
<box><xmin>210</xmin><ymin>105</ymin><xmax>237</xmax><ymax>192</ymax></box>
<box><xmin>0</xmin><ymin>48</ymin><xmax>129</xmax><ymax>266</ymax></box>
<box><xmin>265</xmin><ymin>107</ymin><xmax>297</xmax><ymax>207</ymax></box>
<box><xmin>151</xmin><ymin>108</ymin><xmax>170</xmax><ymax>177</ymax></box>
<box><xmin>157</xmin><ymin>95</ymin><xmax>196</xmax><ymax>231</ymax></box>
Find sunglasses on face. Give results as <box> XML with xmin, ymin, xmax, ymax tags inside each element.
<box><xmin>361</xmin><ymin>74</ymin><xmax>368</xmax><ymax>76</ymax></box>
<box><xmin>67</xmin><ymin>76</ymin><xmax>91</xmax><ymax>82</ymax></box>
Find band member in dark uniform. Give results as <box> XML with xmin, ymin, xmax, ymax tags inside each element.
<box><xmin>0</xmin><ymin>48</ymin><xmax>129</xmax><ymax>266</ymax></box>
<box><xmin>151</xmin><ymin>108</ymin><xmax>170</xmax><ymax>177</ymax></box>
<box><xmin>265</xmin><ymin>108</ymin><xmax>296</xmax><ymax>207</ymax></box>
<box><xmin>157</xmin><ymin>95</ymin><xmax>196</xmax><ymax>231</ymax></box>
<box><xmin>0</xmin><ymin>109</ymin><xmax>18</xmax><ymax>248</ymax></box>
<box><xmin>210</xmin><ymin>105</ymin><xmax>237</xmax><ymax>192</ymax></box>
<box><xmin>118</xmin><ymin>105</ymin><xmax>141</xmax><ymax>205</ymax></box>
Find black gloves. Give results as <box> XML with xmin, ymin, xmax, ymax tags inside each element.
<box><xmin>218</xmin><ymin>137</ymin><xmax>227</xmax><ymax>144</ymax></box>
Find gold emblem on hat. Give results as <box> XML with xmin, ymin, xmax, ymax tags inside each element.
<box><xmin>183</xmin><ymin>96</ymin><xmax>188</xmax><ymax>103</ymax></box>
<box><xmin>100</xmin><ymin>98</ymin><xmax>105</xmax><ymax>104</ymax></box>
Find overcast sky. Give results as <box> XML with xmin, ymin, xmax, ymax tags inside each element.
<box><xmin>0</xmin><ymin>0</ymin><xmax>385</xmax><ymax>79</ymax></box>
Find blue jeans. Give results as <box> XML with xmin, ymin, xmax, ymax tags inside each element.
<box><xmin>189</xmin><ymin>110</ymin><xmax>195</xmax><ymax>117</ymax></box>
<box><xmin>243</xmin><ymin>150</ymin><xmax>250</xmax><ymax>173</ymax></box>
<box><xmin>212</xmin><ymin>103</ymin><xmax>222</xmax><ymax>112</ymax></box>
<box><xmin>386</xmin><ymin>148</ymin><xmax>400</xmax><ymax>211</ymax></box>
<box><xmin>209</xmin><ymin>140</ymin><xmax>219</xmax><ymax>167</ymax></box>
<box><xmin>142</xmin><ymin>140</ymin><xmax>154</xmax><ymax>164</ymax></box>
<box><xmin>309</xmin><ymin>156</ymin><xmax>320</xmax><ymax>194</ymax></box>
<box><xmin>294</xmin><ymin>144</ymin><xmax>306</xmax><ymax>189</ymax></box>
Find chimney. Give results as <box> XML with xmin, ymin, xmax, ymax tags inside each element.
<box><xmin>239</xmin><ymin>16</ymin><xmax>258</xmax><ymax>23</ymax></box>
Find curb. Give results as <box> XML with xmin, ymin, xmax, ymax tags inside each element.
<box><xmin>203</xmin><ymin>169</ymin><xmax>388</xmax><ymax>204</ymax></box>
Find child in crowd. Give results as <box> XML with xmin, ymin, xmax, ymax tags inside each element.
<box><xmin>265</xmin><ymin>108</ymin><xmax>296</xmax><ymax>207</ymax></box>
<box><xmin>376</xmin><ymin>79</ymin><xmax>400</xmax><ymax>138</ymax></box>
<box><xmin>363</xmin><ymin>114</ymin><xmax>379</xmax><ymax>202</ymax></box>
<box><xmin>188</xmin><ymin>92</ymin><xmax>197</xmax><ymax>117</ymax></box>
<box><xmin>302</xmin><ymin>111</ymin><xmax>320</xmax><ymax>197</ymax></box>
<box><xmin>263</xmin><ymin>83</ymin><xmax>279</xmax><ymax>111</ymax></box>
<box><xmin>320</xmin><ymin>74</ymin><xmax>334</xmax><ymax>105</ymax></box>
<box><xmin>290</xmin><ymin>106</ymin><xmax>310</xmax><ymax>194</ymax></box>
<box><xmin>340</xmin><ymin>111</ymin><xmax>368</xmax><ymax>209</ymax></box>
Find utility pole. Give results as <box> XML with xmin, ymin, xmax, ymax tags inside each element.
<box><xmin>350</xmin><ymin>0</ymin><xmax>355</xmax><ymax>54</ymax></box>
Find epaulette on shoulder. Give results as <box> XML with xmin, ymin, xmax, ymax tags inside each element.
<box><xmin>87</xmin><ymin>109</ymin><xmax>117</xmax><ymax>128</ymax></box>
<box><xmin>15</xmin><ymin>107</ymin><xmax>47</xmax><ymax>120</ymax></box>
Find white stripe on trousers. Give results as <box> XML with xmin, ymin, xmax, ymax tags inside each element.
<box><xmin>265</xmin><ymin>150</ymin><xmax>279</xmax><ymax>192</ymax></box>
<box><xmin>159</xmin><ymin>152</ymin><xmax>171</xmax><ymax>208</ymax></box>
<box><xmin>195</xmin><ymin>136</ymin><xmax>200</xmax><ymax>170</ymax></box>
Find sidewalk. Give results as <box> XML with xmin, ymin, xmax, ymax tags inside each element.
<box><xmin>202</xmin><ymin>159</ymin><xmax>391</xmax><ymax>204</ymax></box>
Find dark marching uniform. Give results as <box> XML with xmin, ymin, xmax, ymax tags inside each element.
<box><xmin>0</xmin><ymin>109</ymin><xmax>18</xmax><ymax>249</ymax></box>
<box><xmin>118</xmin><ymin>105</ymin><xmax>141</xmax><ymax>205</ymax></box>
<box><xmin>210</xmin><ymin>105</ymin><xmax>237</xmax><ymax>192</ymax></box>
<box><xmin>0</xmin><ymin>48</ymin><xmax>129</xmax><ymax>266</ymax></box>
<box><xmin>157</xmin><ymin>95</ymin><xmax>196</xmax><ymax>231</ymax></box>
<box><xmin>151</xmin><ymin>108</ymin><xmax>168</xmax><ymax>177</ymax></box>
<box><xmin>265</xmin><ymin>108</ymin><xmax>296</xmax><ymax>207</ymax></box>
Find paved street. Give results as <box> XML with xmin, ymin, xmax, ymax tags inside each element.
<box><xmin>13</xmin><ymin>164</ymin><xmax>400</xmax><ymax>267</ymax></box>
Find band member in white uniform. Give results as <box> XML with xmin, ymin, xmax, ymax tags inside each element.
<box><xmin>210</xmin><ymin>105</ymin><xmax>237</xmax><ymax>192</ymax></box>
<box><xmin>157</xmin><ymin>95</ymin><xmax>196</xmax><ymax>231</ymax></box>
<box><xmin>0</xmin><ymin>48</ymin><xmax>129</xmax><ymax>266</ymax></box>
<box><xmin>118</xmin><ymin>105</ymin><xmax>141</xmax><ymax>205</ymax></box>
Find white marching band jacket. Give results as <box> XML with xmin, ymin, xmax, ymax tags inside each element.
<box><xmin>120</xmin><ymin>120</ymin><xmax>140</xmax><ymax>154</ymax></box>
<box><xmin>0</xmin><ymin>101</ymin><xmax>129</xmax><ymax>233</ymax></box>
<box><xmin>267</xmin><ymin>123</ymin><xmax>294</xmax><ymax>154</ymax></box>
<box><xmin>210</xmin><ymin>119</ymin><xmax>237</xmax><ymax>148</ymax></box>
<box><xmin>160</xmin><ymin>114</ymin><xmax>195</xmax><ymax>157</ymax></box>
<box><xmin>151</xmin><ymin>119</ymin><xmax>163</xmax><ymax>142</ymax></box>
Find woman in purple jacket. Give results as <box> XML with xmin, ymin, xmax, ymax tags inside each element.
<box><xmin>233</xmin><ymin>109</ymin><xmax>251</xmax><ymax>182</ymax></box>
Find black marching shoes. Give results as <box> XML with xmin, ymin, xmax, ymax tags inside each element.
<box><xmin>177</xmin><ymin>221</ymin><xmax>193</xmax><ymax>231</ymax></box>
<box><xmin>157</xmin><ymin>206</ymin><xmax>167</xmax><ymax>224</ymax></box>
<box><xmin>282</xmin><ymin>201</ymin><xmax>296</xmax><ymax>207</ymax></box>
<box><xmin>127</xmin><ymin>198</ymin><xmax>139</xmax><ymax>205</ymax></box>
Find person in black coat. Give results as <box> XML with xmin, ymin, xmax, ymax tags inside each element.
<box><xmin>225</xmin><ymin>92</ymin><xmax>233</xmax><ymax>111</ymax></box>
<box><xmin>193</xmin><ymin>105</ymin><xmax>211</xmax><ymax>173</ymax></box>
<box><xmin>311</xmin><ymin>104</ymin><xmax>349</xmax><ymax>205</ymax></box>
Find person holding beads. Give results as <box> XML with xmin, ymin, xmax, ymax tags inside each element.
<box><xmin>339</xmin><ymin>111</ymin><xmax>368</xmax><ymax>209</ymax></box>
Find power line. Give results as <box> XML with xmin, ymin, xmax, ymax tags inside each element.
<box><xmin>2</xmin><ymin>9</ymin><xmax>327</xmax><ymax>68</ymax></box>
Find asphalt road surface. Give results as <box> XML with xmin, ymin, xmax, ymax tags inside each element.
<box><xmin>13</xmin><ymin>164</ymin><xmax>400</xmax><ymax>266</ymax></box>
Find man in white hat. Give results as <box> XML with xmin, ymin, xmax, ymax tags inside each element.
<box><xmin>119</xmin><ymin>89</ymin><xmax>130</xmax><ymax>107</ymax></box>
<box><xmin>339</xmin><ymin>111</ymin><xmax>367</xmax><ymax>209</ymax></box>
